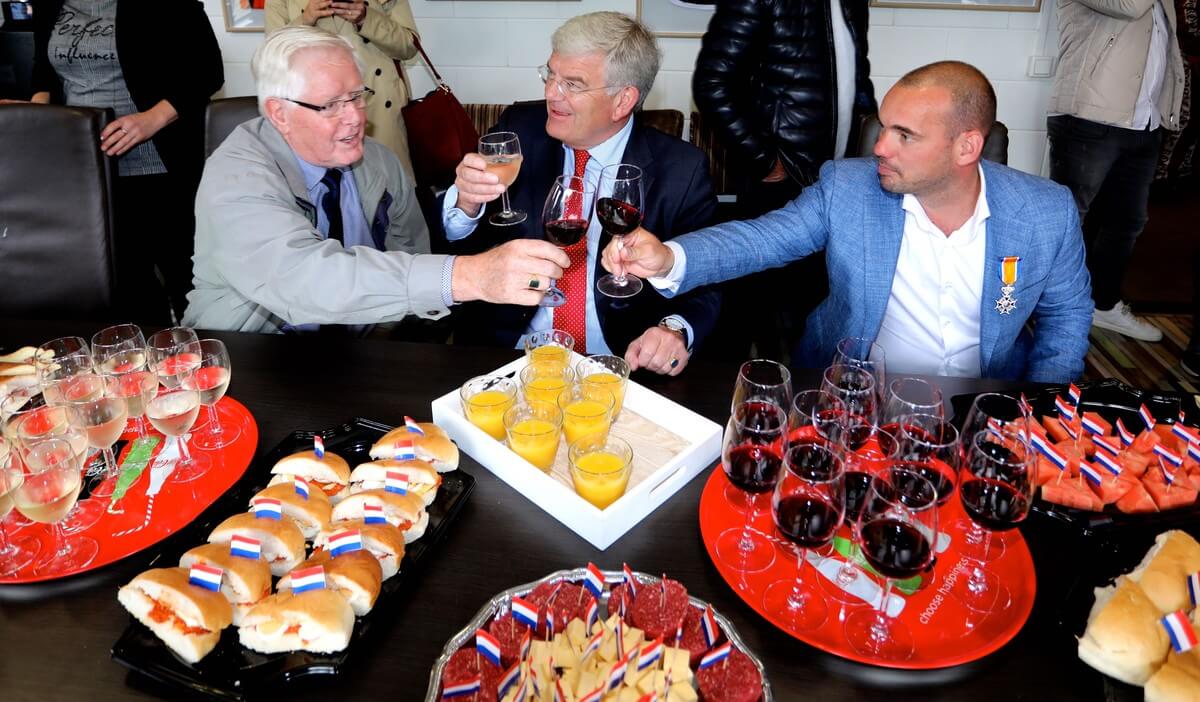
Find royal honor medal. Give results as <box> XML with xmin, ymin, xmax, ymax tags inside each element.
<box><xmin>995</xmin><ymin>256</ymin><xmax>1020</xmax><ymax>315</ymax></box>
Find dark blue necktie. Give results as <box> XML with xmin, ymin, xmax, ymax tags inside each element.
<box><xmin>320</xmin><ymin>168</ymin><xmax>344</xmax><ymax>244</ymax></box>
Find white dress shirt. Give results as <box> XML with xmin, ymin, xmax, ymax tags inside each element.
<box><xmin>1132</xmin><ymin>0</ymin><xmax>1172</xmax><ymax>130</ymax></box>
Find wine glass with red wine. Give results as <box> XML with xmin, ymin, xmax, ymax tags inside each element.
<box><xmin>894</xmin><ymin>415</ymin><xmax>960</xmax><ymax>510</ymax></box>
<box><xmin>539</xmin><ymin>174</ymin><xmax>594</xmax><ymax>308</ymax></box>
<box><xmin>951</xmin><ymin>429</ymin><xmax>1034</xmax><ymax>615</ymax></box>
<box><xmin>880</xmin><ymin>378</ymin><xmax>943</xmax><ymax>434</ymax></box>
<box><xmin>725</xmin><ymin>360</ymin><xmax>793</xmax><ymax>510</ymax></box>
<box><xmin>955</xmin><ymin>393</ymin><xmax>1031</xmax><ymax>561</ymax></box>
<box><xmin>788</xmin><ymin>389</ymin><xmax>847</xmax><ymax>448</ymax></box>
<box><xmin>715</xmin><ymin>400</ymin><xmax>788</xmax><ymax>573</ymax></box>
<box><xmin>820</xmin><ymin>364</ymin><xmax>878</xmax><ymax>426</ymax></box>
<box><xmin>832</xmin><ymin>336</ymin><xmax>887</xmax><ymax>404</ymax></box>
<box><xmin>763</xmin><ymin>442</ymin><xmax>845</xmax><ymax>629</ymax></box>
<box><xmin>844</xmin><ymin>466</ymin><xmax>938</xmax><ymax>661</ymax></box>
<box><xmin>595</xmin><ymin>164</ymin><xmax>644</xmax><ymax>298</ymax></box>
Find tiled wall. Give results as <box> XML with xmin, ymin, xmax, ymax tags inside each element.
<box><xmin>201</xmin><ymin>0</ymin><xmax>1060</xmax><ymax>175</ymax></box>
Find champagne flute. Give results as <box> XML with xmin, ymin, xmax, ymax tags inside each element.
<box><xmin>145</xmin><ymin>373</ymin><xmax>208</xmax><ymax>483</ymax></box>
<box><xmin>952</xmin><ymin>430</ymin><xmax>1035</xmax><ymax>614</ymax></box>
<box><xmin>146</xmin><ymin>327</ymin><xmax>202</xmax><ymax>391</ymax></box>
<box><xmin>67</xmin><ymin>394</ymin><xmax>128</xmax><ymax>499</ymax></box>
<box><xmin>185</xmin><ymin>339</ymin><xmax>238</xmax><ymax>450</ymax></box>
<box><xmin>90</xmin><ymin>323</ymin><xmax>147</xmax><ymax>375</ymax></box>
<box><xmin>540</xmin><ymin>174</ymin><xmax>594</xmax><ymax>308</ymax></box>
<box><xmin>726</xmin><ymin>359</ymin><xmax>793</xmax><ymax>509</ymax></box>
<box><xmin>594</xmin><ymin>163</ymin><xmax>645</xmax><ymax>298</ymax></box>
<box><xmin>844</xmin><ymin>467</ymin><xmax>938</xmax><ymax>661</ymax></box>
<box><xmin>480</xmin><ymin>131</ymin><xmax>526</xmax><ymax>226</ymax></box>
<box><xmin>715</xmin><ymin>400</ymin><xmax>788</xmax><ymax>573</ymax></box>
<box><xmin>763</xmin><ymin>442</ymin><xmax>845</xmax><ymax>629</ymax></box>
<box><xmin>0</xmin><ymin>451</ymin><xmax>39</xmax><ymax>575</ymax></box>
<box><xmin>14</xmin><ymin>437</ymin><xmax>98</xmax><ymax>575</ymax></box>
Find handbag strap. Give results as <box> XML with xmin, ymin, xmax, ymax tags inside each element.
<box><xmin>411</xmin><ymin>34</ymin><xmax>449</xmax><ymax>89</ymax></box>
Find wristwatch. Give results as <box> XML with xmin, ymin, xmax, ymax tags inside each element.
<box><xmin>658</xmin><ymin>317</ymin><xmax>690</xmax><ymax>350</ymax></box>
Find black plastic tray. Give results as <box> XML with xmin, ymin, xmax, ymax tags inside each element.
<box><xmin>950</xmin><ymin>379</ymin><xmax>1200</xmax><ymax>540</ymax></box>
<box><xmin>110</xmin><ymin>418</ymin><xmax>475</xmax><ymax>701</ymax></box>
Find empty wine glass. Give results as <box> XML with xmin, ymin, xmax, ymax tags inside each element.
<box><xmin>763</xmin><ymin>442</ymin><xmax>845</xmax><ymax>629</ymax></box>
<box><xmin>0</xmin><ymin>450</ymin><xmax>39</xmax><ymax>575</ymax></box>
<box><xmin>14</xmin><ymin>437</ymin><xmax>98</xmax><ymax>575</ymax></box>
<box><xmin>146</xmin><ymin>327</ymin><xmax>202</xmax><ymax>391</ymax></box>
<box><xmin>90</xmin><ymin>323</ymin><xmax>147</xmax><ymax>375</ymax></box>
<box><xmin>185</xmin><ymin>339</ymin><xmax>238</xmax><ymax>450</ymax></box>
<box><xmin>595</xmin><ymin>163</ymin><xmax>645</xmax><ymax>299</ymax></box>
<box><xmin>145</xmin><ymin>373</ymin><xmax>208</xmax><ymax>483</ymax></box>
<box><xmin>844</xmin><ymin>467</ymin><xmax>938</xmax><ymax>661</ymax></box>
<box><xmin>540</xmin><ymin>174</ymin><xmax>594</xmax><ymax>308</ymax></box>
<box><xmin>480</xmin><ymin>131</ymin><xmax>526</xmax><ymax>226</ymax></box>
<box><xmin>715</xmin><ymin>400</ymin><xmax>788</xmax><ymax>573</ymax></box>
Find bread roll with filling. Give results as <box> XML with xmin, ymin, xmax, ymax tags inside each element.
<box><xmin>314</xmin><ymin>519</ymin><xmax>405</xmax><ymax>579</ymax></box>
<box><xmin>278</xmin><ymin>549</ymin><xmax>381</xmax><ymax>616</ymax></box>
<box><xmin>1128</xmin><ymin>530</ymin><xmax>1200</xmax><ymax>615</ymax></box>
<box><xmin>247</xmin><ymin>483</ymin><xmax>332</xmax><ymax>540</ymax></box>
<box><xmin>117</xmin><ymin>567</ymin><xmax>233</xmax><ymax>664</ymax></box>
<box><xmin>1145</xmin><ymin>646</ymin><xmax>1200</xmax><ymax>702</ymax></box>
<box><xmin>239</xmin><ymin>589</ymin><xmax>354</xmax><ymax>654</ymax></box>
<box><xmin>208</xmin><ymin>512</ymin><xmax>306</xmax><ymax>577</ymax></box>
<box><xmin>179</xmin><ymin>543</ymin><xmax>272</xmax><ymax>625</ymax></box>
<box><xmin>1078</xmin><ymin>576</ymin><xmax>1170</xmax><ymax>685</ymax></box>
<box><xmin>348</xmin><ymin>459</ymin><xmax>441</xmax><ymax>506</ymax></box>
<box><xmin>369</xmin><ymin>425</ymin><xmax>459</xmax><ymax>472</ymax></box>
<box><xmin>331</xmin><ymin>489</ymin><xmax>428</xmax><ymax>542</ymax></box>
<box><xmin>270</xmin><ymin>450</ymin><xmax>351</xmax><ymax>503</ymax></box>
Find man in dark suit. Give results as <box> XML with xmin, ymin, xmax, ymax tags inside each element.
<box><xmin>440</xmin><ymin>11</ymin><xmax>718</xmax><ymax>376</ymax></box>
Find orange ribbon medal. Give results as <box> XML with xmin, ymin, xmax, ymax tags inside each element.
<box><xmin>995</xmin><ymin>256</ymin><xmax>1020</xmax><ymax>315</ymax></box>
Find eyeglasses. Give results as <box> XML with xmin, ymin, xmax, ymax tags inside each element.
<box><xmin>285</xmin><ymin>87</ymin><xmax>374</xmax><ymax>117</ymax></box>
<box><xmin>537</xmin><ymin>65</ymin><xmax>618</xmax><ymax>99</ymax></box>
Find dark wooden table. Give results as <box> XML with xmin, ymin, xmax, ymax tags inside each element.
<box><xmin>0</xmin><ymin>321</ymin><xmax>1119</xmax><ymax>701</ymax></box>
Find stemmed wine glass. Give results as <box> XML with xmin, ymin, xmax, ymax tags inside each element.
<box><xmin>821</xmin><ymin>364</ymin><xmax>878</xmax><ymax>425</ymax></box>
<box><xmin>788</xmin><ymin>389</ymin><xmax>847</xmax><ymax>447</ymax></box>
<box><xmin>18</xmin><ymin>417</ymin><xmax>105</xmax><ymax>534</ymax></box>
<box><xmin>0</xmin><ymin>450</ymin><xmax>39</xmax><ymax>575</ymax></box>
<box><xmin>13</xmin><ymin>437</ymin><xmax>98</xmax><ymax>575</ymax></box>
<box><xmin>479</xmin><ymin>131</ymin><xmax>525</xmax><ymax>226</ymax></box>
<box><xmin>881</xmin><ymin>378</ymin><xmax>944</xmax><ymax>432</ymax></box>
<box><xmin>90</xmin><ymin>323</ymin><xmax>147</xmax><ymax>375</ymax></box>
<box><xmin>953</xmin><ymin>430</ymin><xmax>1035</xmax><ymax>614</ymax></box>
<box><xmin>844</xmin><ymin>467</ymin><xmax>938</xmax><ymax>661</ymax></box>
<box><xmin>146</xmin><ymin>327</ymin><xmax>202</xmax><ymax>391</ymax></box>
<box><xmin>66</xmin><ymin>393</ymin><xmax>129</xmax><ymax>499</ymax></box>
<box><xmin>715</xmin><ymin>400</ymin><xmax>788</xmax><ymax>573</ymax></box>
<box><xmin>595</xmin><ymin>163</ymin><xmax>645</xmax><ymax>298</ymax></box>
<box><xmin>185</xmin><ymin>339</ymin><xmax>239</xmax><ymax>450</ymax></box>
<box><xmin>764</xmin><ymin>442</ymin><xmax>845</xmax><ymax>629</ymax></box>
<box><xmin>104</xmin><ymin>367</ymin><xmax>159</xmax><ymax>439</ymax></box>
<box><xmin>540</xmin><ymin>174</ymin><xmax>594</xmax><ymax>308</ymax></box>
<box><xmin>726</xmin><ymin>360</ymin><xmax>793</xmax><ymax>509</ymax></box>
<box><xmin>956</xmin><ymin>393</ymin><xmax>1031</xmax><ymax>560</ymax></box>
<box><xmin>35</xmin><ymin>336</ymin><xmax>92</xmax><ymax>384</ymax></box>
<box><xmin>145</xmin><ymin>369</ymin><xmax>208</xmax><ymax>483</ymax></box>
<box><xmin>832</xmin><ymin>336</ymin><xmax>887</xmax><ymax>402</ymax></box>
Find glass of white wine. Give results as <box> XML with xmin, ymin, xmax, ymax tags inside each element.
<box><xmin>91</xmin><ymin>323</ymin><xmax>147</xmax><ymax>375</ymax></box>
<box><xmin>104</xmin><ymin>367</ymin><xmax>159</xmax><ymax>439</ymax></box>
<box><xmin>146</xmin><ymin>373</ymin><xmax>208</xmax><ymax>483</ymax></box>
<box><xmin>185</xmin><ymin>339</ymin><xmax>238</xmax><ymax>450</ymax></box>
<box><xmin>0</xmin><ymin>451</ymin><xmax>39</xmax><ymax>576</ymax></box>
<box><xmin>43</xmin><ymin>372</ymin><xmax>104</xmax><ymax>408</ymax></box>
<box><xmin>14</xmin><ymin>437</ymin><xmax>97</xmax><ymax>575</ymax></box>
<box><xmin>67</xmin><ymin>394</ymin><xmax>128</xmax><ymax>499</ymax></box>
<box><xmin>479</xmin><ymin>131</ymin><xmax>526</xmax><ymax>226</ymax></box>
<box><xmin>146</xmin><ymin>327</ymin><xmax>202</xmax><ymax>391</ymax></box>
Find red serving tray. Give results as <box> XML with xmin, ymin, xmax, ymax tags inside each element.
<box><xmin>0</xmin><ymin>396</ymin><xmax>258</xmax><ymax>584</ymax></box>
<box><xmin>698</xmin><ymin>465</ymin><xmax>1036</xmax><ymax>670</ymax></box>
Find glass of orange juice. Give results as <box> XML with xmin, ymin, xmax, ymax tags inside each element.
<box><xmin>503</xmin><ymin>401</ymin><xmax>562</xmax><ymax>472</ymax></box>
<box><xmin>520</xmin><ymin>363</ymin><xmax>575</xmax><ymax>406</ymax></box>
<box><xmin>569</xmin><ymin>435</ymin><xmax>634</xmax><ymax>509</ymax></box>
<box><xmin>460</xmin><ymin>375</ymin><xmax>517</xmax><ymax>440</ymax></box>
<box><xmin>577</xmin><ymin>355</ymin><xmax>631</xmax><ymax>421</ymax></box>
<box><xmin>558</xmin><ymin>385</ymin><xmax>614</xmax><ymax>445</ymax></box>
<box><xmin>523</xmin><ymin>330</ymin><xmax>575</xmax><ymax>370</ymax></box>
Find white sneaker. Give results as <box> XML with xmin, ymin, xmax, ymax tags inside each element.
<box><xmin>1091</xmin><ymin>301</ymin><xmax>1163</xmax><ymax>342</ymax></box>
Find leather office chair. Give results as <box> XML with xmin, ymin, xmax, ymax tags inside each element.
<box><xmin>0</xmin><ymin>103</ymin><xmax>115</xmax><ymax>318</ymax></box>
<box><xmin>857</xmin><ymin>113</ymin><xmax>1010</xmax><ymax>164</ymax></box>
<box><xmin>204</xmin><ymin>96</ymin><xmax>259</xmax><ymax>158</ymax></box>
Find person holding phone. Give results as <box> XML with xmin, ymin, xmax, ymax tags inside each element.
<box><xmin>267</xmin><ymin>0</ymin><xmax>420</xmax><ymax>178</ymax></box>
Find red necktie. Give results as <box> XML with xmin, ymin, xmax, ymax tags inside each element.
<box><xmin>553</xmin><ymin>149</ymin><xmax>590</xmax><ymax>353</ymax></box>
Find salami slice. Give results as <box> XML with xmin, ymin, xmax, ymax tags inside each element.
<box><xmin>630</xmin><ymin>578</ymin><xmax>689</xmax><ymax>640</ymax></box>
<box><xmin>678</xmin><ymin>605</ymin><xmax>714</xmax><ymax>666</ymax></box>
<box><xmin>608</xmin><ymin>583</ymin><xmax>635</xmax><ymax>619</ymax></box>
<box><xmin>442</xmin><ymin>648</ymin><xmax>500</xmax><ymax>702</ymax></box>
<box><xmin>488</xmin><ymin>614</ymin><xmax>531</xmax><ymax>666</ymax></box>
<box><xmin>695</xmin><ymin>648</ymin><xmax>763</xmax><ymax>702</ymax></box>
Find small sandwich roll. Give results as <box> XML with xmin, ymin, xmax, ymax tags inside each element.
<box><xmin>331</xmin><ymin>488</ymin><xmax>428</xmax><ymax>543</ymax></box>
<box><xmin>314</xmin><ymin>519</ymin><xmax>405</xmax><ymax>579</ymax></box>
<box><xmin>117</xmin><ymin>567</ymin><xmax>233</xmax><ymax>664</ymax></box>
<box><xmin>1127</xmin><ymin>530</ymin><xmax>1200</xmax><ymax>615</ymax></box>
<box><xmin>349</xmin><ymin>459</ymin><xmax>441</xmax><ymax>506</ymax></box>
<box><xmin>239</xmin><ymin>589</ymin><xmax>355</xmax><ymax>654</ymax></box>
<box><xmin>278</xmin><ymin>549</ymin><xmax>382</xmax><ymax>616</ymax></box>
<box><xmin>270</xmin><ymin>450</ymin><xmax>352</xmax><ymax>503</ymax></box>
<box><xmin>1146</xmin><ymin>647</ymin><xmax>1200</xmax><ymax>702</ymax></box>
<box><xmin>1077</xmin><ymin>576</ymin><xmax>1170</xmax><ymax>685</ymax></box>
<box><xmin>369</xmin><ymin>425</ymin><xmax>459</xmax><ymax>472</ymax></box>
<box><xmin>0</xmin><ymin>346</ymin><xmax>43</xmax><ymax>364</ymax></box>
<box><xmin>179</xmin><ymin>543</ymin><xmax>272</xmax><ymax>626</ymax></box>
<box><xmin>247</xmin><ymin>483</ymin><xmax>332</xmax><ymax>540</ymax></box>
<box><xmin>208</xmin><ymin>512</ymin><xmax>307</xmax><ymax>577</ymax></box>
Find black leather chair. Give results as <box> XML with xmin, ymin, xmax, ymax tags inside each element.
<box><xmin>204</xmin><ymin>96</ymin><xmax>259</xmax><ymax>157</ymax></box>
<box><xmin>0</xmin><ymin>103</ymin><xmax>116</xmax><ymax>318</ymax></box>
<box><xmin>857</xmin><ymin>113</ymin><xmax>1010</xmax><ymax>164</ymax></box>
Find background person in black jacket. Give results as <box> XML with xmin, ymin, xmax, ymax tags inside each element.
<box><xmin>692</xmin><ymin>0</ymin><xmax>875</xmax><ymax>362</ymax></box>
<box><xmin>19</xmin><ymin>0</ymin><xmax>223</xmax><ymax>323</ymax></box>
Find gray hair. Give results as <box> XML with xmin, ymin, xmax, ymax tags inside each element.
<box><xmin>551</xmin><ymin>12</ymin><xmax>661</xmax><ymax>111</ymax></box>
<box><xmin>251</xmin><ymin>27</ymin><xmax>365</xmax><ymax>115</ymax></box>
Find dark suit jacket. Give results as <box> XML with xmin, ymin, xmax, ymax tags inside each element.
<box><xmin>442</xmin><ymin>101</ymin><xmax>720</xmax><ymax>355</ymax></box>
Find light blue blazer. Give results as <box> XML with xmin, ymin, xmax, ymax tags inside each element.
<box><xmin>672</xmin><ymin>158</ymin><xmax>1093</xmax><ymax>383</ymax></box>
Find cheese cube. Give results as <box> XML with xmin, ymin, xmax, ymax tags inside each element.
<box><xmin>669</xmin><ymin>682</ymin><xmax>698</xmax><ymax>702</ymax></box>
<box><xmin>663</xmin><ymin>647</ymin><xmax>693</xmax><ymax>681</ymax></box>
<box><xmin>575</xmin><ymin>669</ymin><xmax>599</xmax><ymax>697</ymax></box>
<box><xmin>552</xmin><ymin>634</ymin><xmax>579</xmax><ymax>669</ymax></box>
<box><xmin>566</xmin><ymin>618</ymin><xmax>588</xmax><ymax>649</ymax></box>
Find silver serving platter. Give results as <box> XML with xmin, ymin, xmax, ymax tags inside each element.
<box><xmin>425</xmin><ymin>567</ymin><xmax>774</xmax><ymax>701</ymax></box>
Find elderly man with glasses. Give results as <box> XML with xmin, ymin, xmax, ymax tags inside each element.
<box><xmin>185</xmin><ymin>26</ymin><xmax>568</xmax><ymax>334</ymax></box>
<box><xmin>440</xmin><ymin>12</ymin><xmax>719</xmax><ymax>376</ymax></box>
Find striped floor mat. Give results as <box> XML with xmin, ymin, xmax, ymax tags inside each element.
<box><xmin>1084</xmin><ymin>314</ymin><xmax>1198</xmax><ymax>393</ymax></box>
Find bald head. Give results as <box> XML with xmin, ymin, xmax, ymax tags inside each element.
<box><xmin>895</xmin><ymin>61</ymin><xmax>996</xmax><ymax>139</ymax></box>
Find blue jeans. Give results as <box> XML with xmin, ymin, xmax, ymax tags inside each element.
<box><xmin>1047</xmin><ymin>115</ymin><xmax>1163</xmax><ymax>310</ymax></box>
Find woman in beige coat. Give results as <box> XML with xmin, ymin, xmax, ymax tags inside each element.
<box><xmin>266</xmin><ymin>0</ymin><xmax>419</xmax><ymax>176</ymax></box>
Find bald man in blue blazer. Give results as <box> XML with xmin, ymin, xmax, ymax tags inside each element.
<box><xmin>603</xmin><ymin>61</ymin><xmax>1092</xmax><ymax>383</ymax></box>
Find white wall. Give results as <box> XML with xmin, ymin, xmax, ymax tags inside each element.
<box><xmin>201</xmin><ymin>0</ymin><xmax>1060</xmax><ymax>175</ymax></box>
